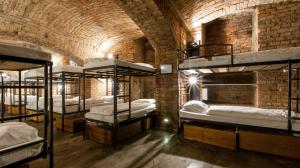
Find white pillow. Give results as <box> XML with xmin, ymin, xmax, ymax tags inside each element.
<box><xmin>132</xmin><ymin>99</ymin><xmax>156</xmax><ymax>104</ymax></box>
<box><xmin>183</xmin><ymin>100</ymin><xmax>210</xmax><ymax>113</ymax></box>
<box><xmin>134</xmin><ymin>63</ymin><xmax>155</xmax><ymax>69</ymax></box>
<box><xmin>103</xmin><ymin>96</ymin><xmax>114</xmax><ymax>102</ymax></box>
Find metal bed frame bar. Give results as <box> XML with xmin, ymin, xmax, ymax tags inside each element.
<box><xmin>0</xmin><ymin>55</ymin><xmax>53</xmax><ymax>168</ymax></box>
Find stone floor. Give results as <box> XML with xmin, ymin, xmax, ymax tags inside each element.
<box><xmin>30</xmin><ymin>128</ymin><xmax>300</xmax><ymax>168</ymax></box>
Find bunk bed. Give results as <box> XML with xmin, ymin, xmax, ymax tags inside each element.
<box><xmin>83</xmin><ymin>57</ymin><xmax>157</xmax><ymax>145</ymax></box>
<box><xmin>50</xmin><ymin>65</ymin><xmax>83</xmax><ymax>132</ymax></box>
<box><xmin>24</xmin><ymin>68</ymin><xmax>45</xmax><ymax>122</ymax></box>
<box><xmin>177</xmin><ymin>44</ymin><xmax>300</xmax><ymax>159</ymax></box>
<box><xmin>0</xmin><ymin>43</ymin><xmax>53</xmax><ymax>168</ymax></box>
<box><xmin>2</xmin><ymin>74</ymin><xmax>26</xmax><ymax>116</ymax></box>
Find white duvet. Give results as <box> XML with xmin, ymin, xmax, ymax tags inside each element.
<box><xmin>89</xmin><ymin>102</ymin><xmax>150</xmax><ymax>116</ymax></box>
<box><xmin>0</xmin><ymin>122</ymin><xmax>43</xmax><ymax>167</ymax></box>
<box><xmin>207</xmin><ymin>105</ymin><xmax>294</xmax><ymax>121</ymax></box>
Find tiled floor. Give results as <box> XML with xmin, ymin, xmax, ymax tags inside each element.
<box><xmin>30</xmin><ymin>129</ymin><xmax>299</xmax><ymax>168</ymax></box>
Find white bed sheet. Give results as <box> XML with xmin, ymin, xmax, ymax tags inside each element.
<box><xmin>84</xmin><ymin>58</ymin><xmax>155</xmax><ymax>72</ymax></box>
<box><xmin>179</xmin><ymin>47</ymin><xmax>300</xmax><ymax>69</ymax></box>
<box><xmin>85</xmin><ymin>104</ymin><xmax>156</xmax><ymax>123</ymax></box>
<box><xmin>24</xmin><ymin>68</ymin><xmax>44</xmax><ymax>78</ymax></box>
<box><xmin>0</xmin><ymin>122</ymin><xmax>43</xmax><ymax>167</ymax></box>
<box><xmin>53</xmin><ymin>65</ymin><xmax>83</xmax><ymax>73</ymax></box>
<box><xmin>179</xmin><ymin>105</ymin><xmax>300</xmax><ymax>131</ymax></box>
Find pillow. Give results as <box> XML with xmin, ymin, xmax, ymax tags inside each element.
<box><xmin>103</xmin><ymin>96</ymin><xmax>114</xmax><ymax>102</ymax></box>
<box><xmin>182</xmin><ymin>100</ymin><xmax>210</xmax><ymax>113</ymax></box>
<box><xmin>132</xmin><ymin>99</ymin><xmax>156</xmax><ymax>104</ymax></box>
<box><xmin>134</xmin><ymin>63</ymin><xmax>155</xmax><ymax>69</ymax></box>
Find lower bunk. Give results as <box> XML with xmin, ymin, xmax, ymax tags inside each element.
<box><xmin>180</xmin><ymin>102</ymin><xmax>300</xmax><ymax>159</ymax></box>
<box><xmin>85</xmin><ymin>115</ymin><xmax>155</xmax><ymax>146</ymax></box>
<box><xmin>84</xmin><ymin>99</ymin><xmax>157</xmax><ymax>145</ymax></box>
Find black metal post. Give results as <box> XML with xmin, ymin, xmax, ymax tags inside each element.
<box><xmin>36</xmin><ymin>78</ymin><xmax>40</xmax><ymax>122</ymax></box>
<box><xmin>24</xmin><ymin>78</ymin><xmax>27</xmax><ymax>121</ymax></box>
<box><xmin>113</xmin><ymin>64</ymin><xmax>118</xmax><ymax>145</ymax></box>
<box><xmin>62</xmin><ymin>72</ymin><xmax>65</xmax><ymax>132</ymax></box>
<box><xmin>288</xmin><ymin>62</ymin><xmax>292</xmax><ymax>132</ymax></box>
<box><xmin>128</xmin><ymin>72</ymin><xmax>131</xmax><ymax>119</ymax></box>
<box><xmin>230</xmin><ymin>44</ymin><xmax>234</xmax><ymax>65</ymax></box>
<box><xmin>49</xmin><ymin>63</ymin><xmax>54</xmax><ymax>168</ymax></box>
<box><xmin>1</xmin><ymin>76</ymin><xmax>4</xmax><ymax>122</ymax></box>
<box><xmin>83</xmin><ymin>71</ymin><xmax>86</xmax><ymax>139</ymax></box>
<box><xmin>297</xmin><ymin>68</ymin><xmax>299</xmax><ymax>114</ymax></box>
<box><xmin>43</xmin><ymin>63</ymin><xmax>49</xmax><ymax>159</ymax></box>
<box><xmin>78</xmin><ymin>74</ymin><xmax>81</xmax><ymax>112</ymax></box>
<box><xmin>18</xmin><ymin>70</ymin><xmax>22</xmax><ymax>122</ymax></box>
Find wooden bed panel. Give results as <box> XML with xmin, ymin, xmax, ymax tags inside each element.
<box><xmin>55</xmin><ymin>114</ymin><xmax>84</xmax><ymax>133</ymax></box>
<box><xmin>27</xmin><ymin>109</ymin><xmax>44</xmax><ymax>122</ymax></box>
<box><xmin>184</xmin><ymin>124</ymin><xmax>237</xmax><ymax>150</ymax></box>
<box><xmin>240</xmin><ymin>131</ymin><xmax>300</xmax><ymax>159</ymax></box>
<box><xmin>5</xmin><ymin>105</ymin><xmax>26</xmax><ymax>115</ymax></box>
<box><xmin>86</xmin><ymin>121</ymin><xmax>142</xmax><ymax>145</ymax></box>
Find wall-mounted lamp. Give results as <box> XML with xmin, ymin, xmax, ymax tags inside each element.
<box><xmin>163</xmin><ymin>118</ymin><xmax>169</xmax><ymax>123</ymax></box>
<box><xmin>188</xmin><ymin>76</ymin><xmax>198</xmax><ymax>85</ymax></box>
<box><xmin>108</xmin><ymin>53</ymin><xmax>114</xmax><ymax>59</ymax></box>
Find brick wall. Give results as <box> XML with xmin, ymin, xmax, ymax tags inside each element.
<box><xmin>204</xmin><ymin>12</ymin><xmax>253</xmax><ymax>55</ymax></box>
<box><xmin>203</xmin><ymin>72</ymin><xmax>256</xmax><ymax>105</ymax></box>
<box><xmin>258</xmin><ymin>2</ymin><xmax>300</xmax><ymax>50</ymax></box>
<box><xmin>257</xmin><ymin>71</ymin><xmax>290</xmax><ymax>110</ymax></box>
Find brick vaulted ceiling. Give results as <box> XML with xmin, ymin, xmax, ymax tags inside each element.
<box><xmin>0</xmin><ymin>0</ymin><xmax>143</xmax><ymax>61</ymax></box>
<box><xmin>172</xmin><ymin>0</ymin><xmax>296</xmax><ymax>37</ymax></box>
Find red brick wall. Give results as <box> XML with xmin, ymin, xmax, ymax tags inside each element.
<box><xmin>257</xmin><ymin>70</ymin><xmax>298</xmax><ymax>110</ymax></box>
<box><xmin>204</xmin><ymin>73</ymin><xmax>256</xmax><ymax>105</ymax></box>
<box><xmin>258</xmin><ymin>2</ymin><xmax>300</xmax><ymax>50</ymax></box>
<box><xmin>204</xmin><ymin>12</ymin><xmax>253</xmax><ymax>55</ymax></box>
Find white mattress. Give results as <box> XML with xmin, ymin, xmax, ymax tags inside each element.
<box><xmin>4</xmin><ymin>95</ymin><xmax>25</xmax><ymax>105</ymax></box>
<box><xmin>84</xmin><ymin>58</ymin><xmax>155</xmax><ymax>72</ymax></box>
<box><xmin>0</xmin><ymin>122</ymin><xmax>43</xmax><ymax>167</ymax></box>
<box><xmin>53</xmin><ymin>65</ymin><xmax>83</xmax><ymax>73</ymax></box>
<box><xmin>180</xmin><ymin>105</ymin><xmax>300</xmax><ymax>131</ymax></box>
<box><xmin>85</xmin><ymin>103</ymin><xmax>156</xmax><ymax>123</ymax></box>
<box><xmin>179</xmin><ymin>47</ymin><xmax>300</xmax><ymax>69</ymax></box>
<box><xmin>0</xmin><ymin>42</ymin><xmax>51</xmax><ymax>61</ymax></box>
<box><xmin>24</xmin><ymin>68</ymin><xmax>44</xmax><ymax>78</ymax></box>
<box><xmin>85</xmin><ymin>104</ymin><xmax>156</xmax><ymax>123</ymax></box>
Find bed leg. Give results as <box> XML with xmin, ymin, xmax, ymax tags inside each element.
<box><xmin>83</xmin><ymin>120</ymin><xmax>86</xmax><ymax>140</ymax></box>
<box><xmin>111</xmin><ymin>126</ymin><xmax>117</xmax><ymax>146</ymax></box>
<box><xmin>236</xmin><ymin>127</ymin><xmax>240</xmax><ymax>150</ymax></box>
<box><xmin>151</xmin><ymin>114</ymin><xmax>156</xmax><ymax>130</ymax></box>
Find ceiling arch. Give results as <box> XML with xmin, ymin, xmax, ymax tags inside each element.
<box><xmin>0</xmin><ymin>0</ymin><xmax>144</xmax><ymax>61</ymax></box>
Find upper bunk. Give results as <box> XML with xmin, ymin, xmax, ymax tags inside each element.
<box><xmin>0</xmin><ymin>42</ymin><xmax>51</xmax><ymax>71</ymax></box>
<box><xmin>84</xmin><ymin>57</ymin><xmax>156</xmax><ymax>78</ymax></box>
<box><xmin>178</xmin><ymin>45</ymin><xmax>300</xmax><ymax>72</ymax></box>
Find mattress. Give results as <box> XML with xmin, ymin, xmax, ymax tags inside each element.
<box><xmin>85</xmin><ymin>103</ymin><xmax>156</xmax><ymax>123</ymax></box>
<box><xmin>53</xmin><ymin>65</ymin><xmax>83</xmax><ymax>73</ymax></box>
<box><xmin>4</xmin><ymin>95</ymin><xmax>25</xmax><ymax>105</ymax></box>
<box><xmin>84</xmin><ymin>58</ymin><xmax>155</xmax><ymax>72</ymax></box>
<box><xmin>24</xmin><ymin>68</ymin><xmax>44</xmax><ymax>78</ymax></box>
<box><xmin>179</xmin><ymin>105</ymin><xmax>300</xmax><ymax>131</ymax></box>
<box><xmin>179</xmin><ymin>47</ymin><xmax>300</xmax><ymax>69</ymax></box>
<box><xmin>0</xmin><ymin>122</ymin><xmax>43</xmax><ymax>167</ymax></box>
<box><xmin>0</xmin><ymin>43</ymin><xmax>51</xmax><ymax>71</ymax></box>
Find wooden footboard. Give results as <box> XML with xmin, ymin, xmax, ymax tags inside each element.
<box><xmin>55</xmin><ymin>114</ymin><xmax>84</xmax><ymax>133</ymax></box>
<box><xmin>86</xmin><ymin>119</ymin><xmax>146</xmax><ymax>145</ymax></box>
<box><xmin>184</xmin><ymin>124</ymin><xmax>237</xmax><ymax>150</ymax></box>
<box><xmin>239</xmin><ymin>130</ymin><xmax>300</xmax><ymax>159</ymax></box>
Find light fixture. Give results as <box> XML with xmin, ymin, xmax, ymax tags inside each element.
<box><xmin>188</xmin><ymin>76</ymin><xmax>198</xmax><ymax>85</ymax></box>
<box><xmin>163</xmin><ymin>118</ymin><xmax>169</xmax><ymax>123</ymax></box>
<box><xmin>108</xmin><ymin>53</ymin><xmax>114</xmax><ymax>59</ymax></box>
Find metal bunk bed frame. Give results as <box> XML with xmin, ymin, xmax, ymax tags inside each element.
<box><xmin>52</xmin><ymin>71</ymin><xmax>82</xmax><ymax>132</ymax></box>
<box><xmin>24</xmin><ymin>76</ymin><xmax>45</xmax><ymax>122</ymax></box>
<box><xmin>177</xmin><ymin>44</ymin><xmax>300</xmax><ymax>137</ymax></box>
<box><xmin>0</xmin><ymin>55</ymin><xmax>53</xmax><ymax>168</ymax></box>
<box><xmin>82</xmin><ymin>58</ymin><xmax>156</xmax><ymax>145</ymax></box>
